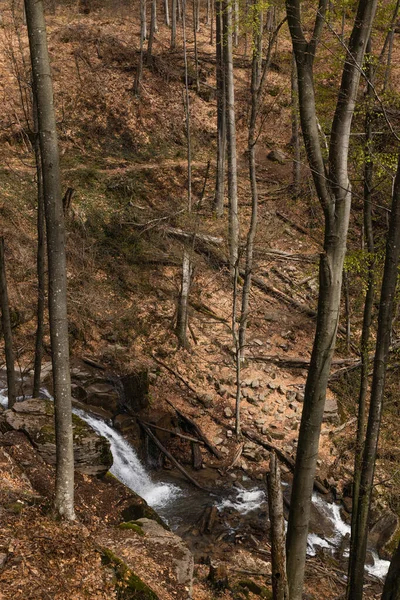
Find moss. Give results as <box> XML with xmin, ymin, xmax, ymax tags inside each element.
<box><xmin>101</xmin><ymin>548</ymin><xmax>159</xmax><ymax>599</ymax></box>
<box><xmin>96</xmin><ymin>438</ymin><xmax>113</xmax><ymax>466</ymax></box>
<box><xmin>6</xmin><ymin>501</ymin><xmax>24</xmax><ymax>514</ymax></box>
<box><xmin>36</xmin><ymin>424</ymin><xmax>56</xmax><ymax>445</ymax></box>
<box><xmin>118</xmin><ymin>522</ymin><xmax>145</xmax><ymax>535</ymax></box>
<box><xmin>121</xmin><ymin>504</ymin><xmax>169</xmax><ymax>531</ymax></box>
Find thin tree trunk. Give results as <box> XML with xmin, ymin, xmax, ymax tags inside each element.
<box><xmin>233</xmin><ymin>257</ymin><xmax>241</xmax><ymax>435</ymax></box>
<box><xmin>210</xmin><ymin>0</ymin><xmax>214</xmax><ymax>44</ymax></box>
<box><xmin>383</xmin><ymin>27</ymin><xmax>395</xmax><ymax>92</ymax></box>
<box><xmin>206</xmin><ymin>0</ymin><xmax>210</xmax><ymax>24</ymax></box>
<box><xmin>147</xmin><ymin>0</ymin><xmax>157</xmax><ymax>63</ymax></box>
<box><xmin>176</xmin><ymin>0</ymin><xmax>192</xmax><ymax>349</ymax></box>
<box><xmin>267</xmin><ymin>453</ymin><xmax>290</xmax><ymax>600</ymax></box>
<box><xmin>223</xmin><ymin>0</ymin><xmax>238</xmax><ymax>273</ymax></box>
<box><xmin>233</xmin><ymin>0</ymin><xmax>239</xmax><ymax>46</ymax></box>
<box><xmin>348</xmin><ymin>154</ymin><xmax>400</xmax><ymax>599</ymax></box>
<box><xmin>25</xmin><ymin>0</ymin><xmax>75</xmax><ymax>521</ymax></box>
<box><xmin>214</xmin><ymin>0</ymin><xmax>226</xmax><ymax>216</ymax></box>
<box><xmin>291</xmin><ymin>55</ymin><xmax>300</xmax><ymax>195</ymax></box>
<box><xmin>0</xmin><ymin>238</ymin><xmax>16</xmax><ymax>409</ymax></box>
<box><xmin>32</xmin><ymin>96</ymin><xmax>46</xmax><ymax>399</ymax></box>
<box><xmin>382</xmin><ymin>539</ymin><xmax>400</xmax><ymax>600</ymax></box>
<box><xmin>171</xmin><ymin>0</ymin><xmax>177</xmax><ymax>47</ymax></box>
<box><xmin>135</xmin><ymin>0</ymin><xmax>146</xmax><ymax>95</ymax></box>
<box><xmin>347</xmin><ymin>40</ymin><xmax>375</xmax><ymax>596</ymax></box>
<box><xmin>164</xmin><ymin>0</ymin><xmax>170</xmax><ymax>26</ymax></box>
<box><xmin>193</xmin><ymin>0</ymin><xmax>200</xmax><ymax>93</ymax></box>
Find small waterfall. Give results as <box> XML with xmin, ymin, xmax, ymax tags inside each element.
<box><xmin>73</xmin><ymin>408</ymin><xmax>181</xmax><ymax>509</ymax></box>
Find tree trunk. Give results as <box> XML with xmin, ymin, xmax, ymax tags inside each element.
<box><xmin>25</xmin><ymin>0</ymin><xmax>75</xmax><ymax>521</ymax></box>
<box><xmin>192</xmin><ymin>0</ymin><xmax>200</xmax><ymax>93</ymax></box>
<box><xmin>348</xmin><ymin>154</ymin><xmax>400</xmax><ymax>599</ymax></box>
<box><xmin>32</xmin><ymin>96</ymin><xmax>46</xmax><ymax>399</ymax></box>
<box><xmin>285</xmin><ymin>0</ymin><xmax>378</xmax><ymax>597</ymax></box>
<box><xmin>164</xmin><ymin>0</ymin><xmax>170</xmax><ymax>26</ymax></box>
<box><xmin>135</xmin><ymin>0</ymin><xmax>146</xmax><ymax>95</ymax></box>
<box><xmin>0</xmin><ymin>237</ymin><xmax>16</xmax><ymax>409</ymax></box>
<box><xmin>214</xmin><ymin>0</ymin><xmax>226</xmax><ymax>217</ymax></box>
<box><xmin>267</xmin><ymin>453</ymin><xmax>290</xmax><ymax>600</ymax></box>
<box><xmin>223</xmin><ymin>0</ymin><xmax>238</xmax><ymax>273</ymax></box>
<box><xmin>291</xmin><ymin>55</ymin><xmax>300</xmax><ymax>195</ymax></box>
<box><xmin>176</xmin><ymin>0</ymin><xmax>192</xmax><ymax>349</ymax></box>
<box><xmin>348</xmin><ymin>39</ymin><xmax>375</xmax><ymax>595</ymax></box>
<box><xmin>147</xmin><ymin>0</ymin><xmax>157</xmax><ymax>63</ymax></box>
<box><xmin>171</xmin><ymin>0</ymin><xmax>177</xmax><ymax>48</ymax></box>
<box><xmin>382</xmin><ymin>539</ymin><xmax>400</xmax><ymax>600</ymax></box>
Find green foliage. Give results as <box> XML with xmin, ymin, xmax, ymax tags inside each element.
<box><xmin>118</xmin><ymin>522</ymin><xmax>145</xmax><ymax>535</ymax></box>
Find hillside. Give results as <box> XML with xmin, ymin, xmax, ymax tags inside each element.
<box><xmin>0</xmin><ymin>0</ymin><xmax>399</xmax><ymax>598</ymax></box>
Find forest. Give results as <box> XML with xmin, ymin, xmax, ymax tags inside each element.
<box><xmin>0</xmin><ymin>0</ymin><xmax>400</xmax><ymax>598</ymax></box>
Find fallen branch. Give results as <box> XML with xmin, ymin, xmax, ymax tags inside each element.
<box><xmin>163</xmin><ymin>226</ymin><xmax>223</xmax><ymax>246</ymax></box>
<box><xmin>249</xmin><ymin>354</ymin><xmax>359</xmax><ymax>369</ymax></box>
<box><xmin>242</xmin><ymin>428</ymin><xmax>329</xmax><ymax>494</ymax></box>
<box><xmin>139</xmin><ymin>421</ymin><xmax>209</xmax><ymax>491</ymax></box>
<box><xmin>139</xmin><ymin>420</ymin><xmax>205</xmax><ymax>444</ymax></box>
<box><xmin>276</xmin><ymin>210</ymin><xmax>314</xmax><ymax>238</ymax></box>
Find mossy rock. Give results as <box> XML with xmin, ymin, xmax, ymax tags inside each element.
<box><xmin>118</xmin><ymin>522</ymin><xmax>145</xmax><ymax>536</ymax></box>
<box><xmin>101</xmin><ymin>548</ymin><xmax>159</xmax><ymax>599</ymax></box>
<box><xmin>121</xmin><ymin>502</ymin><xmax>169</xmax><ymax>531</ymax></box>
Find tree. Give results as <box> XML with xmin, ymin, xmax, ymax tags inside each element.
<box><xmin>382</xmin><ymin>538</ymin><xmax>400</xmax><ymax>600</ymax></box>
<box><xmin>214</xmin><ymin>0</ymin><xmax>226</xmax><ymax>217</ymax></box>
<box><xmin>0</xmin><ymin>237</ymin><xmax>16</xmax><ymax>409</ymax></box>
<box><xmin>222</xmin><ymin>0</ymin><xmax>238</xmax><ymax>273</ymax></box>
<box><xmin>284</xmin><ymin>0</ymin><xmax>378</xmax><ymax>597</ymax></box>
<box><xmin>347</xmin><ymin>152</ymin><xmax>400</xmax><ymax>599</ymax></box>
<box><xmin>24</xmin><ymin>0</ymin><xmax>75</xmax><ymax>520</ymax></box>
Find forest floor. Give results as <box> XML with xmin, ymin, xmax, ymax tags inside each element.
<box><xmin>0</xmin><ymin>0</ymin><xmax>399</xmax><ymax>598</ymax></box>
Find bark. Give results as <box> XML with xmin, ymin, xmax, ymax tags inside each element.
<box><xmin>25</xmin><ymin>0</ymin><xmax>75</xmax><ymax>521</ymax></box>
<box><xmin>171</xmin><ymin>0</ymin><xmax>177</xmax><ymax>47</ymax></box>
<box><xmin>267</xmin><ymin>453</ymin><xmax>290</xmax><ymax>600</ymax></box>
<box><xmin>291</xmin><ymin>55</ymin><xmax>301</xmax><ymax>195</ymax></box>
<box><xmin>164</xmin><ymin>0</ymin><xmax>170</xmax><ymax>26</ymax></box>
<box><xmin>135</xmin><ymin>0</ymin><xmax>146</xmax><ymax>95</ymax></box>
<box><xmin>32</xmin><ymin>93</ymin><xmax>46</xmax><ymax>399</ymax></box>
<box><xmin>285</xmin><ymin>0</ymin><xmax>378</xmax><ymax>597</ymax></box>
<box><xmin>214</xmin><ymin>0</ymin><xmax>226</xmax><ymax>216</ymax></box>
<box><xmin>348</xmin><ymin>39</ymin><xmax>375</xmax><ymax>594</ymax></box>
<box><xmin>176</xmin><ymin>0</ymin><xmax>192</xmax><ymax>349</ymax></box>
<box><xmin>222</xmin><ymin>0</ymin><xmax>238</xmax><ymax>272</ymax></box>
<box><xmin>0</xmin><ymin>238</ymin><xmax>16</xmax><ymax>409</ymax></box>
<box><xmin>348</xmin><ymin>154</ymin><xmax>400</xmax><ymax>600</ymax></box>
<box><xmin>382</xmin><ymin>539</ymin><xmax>400</xmax><ymax>600</ymax></box>
<box><xmin>192</xmin><ymin>0</ymin><xmax>200</xmax><ymax>93</ymax></box>
<box><xmin>146</xmin><ymin>0</ymin><xmax>157</xmax><ymax>63</ymax></box>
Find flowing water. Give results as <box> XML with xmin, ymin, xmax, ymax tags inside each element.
<box><xmin>0</xmin><ymin>387</ymin><xmax>390</xmax><ymax>579</ymax></box>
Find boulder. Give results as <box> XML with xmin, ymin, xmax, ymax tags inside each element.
<box><xmin>267</xmin><ymin>149</ymin><xmax>287</xmax><ymax>164</ymax></box>
<box><xmin>369</xmin><ymin>511</ymin><xmax>399</xmax><ymax>560</ymax></box>
<box><xmin>121</xmin><ymin>370</ymin><xmax>150</xmax><ymax>413</ymax></box>
<box><xmin>4</xmin><ymin>398</ymin><xmax>112</xmax><ymax>476</ymax></box>
<box><xmin>323</xmin><ymin>397</ymin><xmax>339</xmax><ymax>424</ymax></box>
<box><xmin>136</xmin><ymin>518</ymin><xmax>194</xmax><ymax>595</ymax></box>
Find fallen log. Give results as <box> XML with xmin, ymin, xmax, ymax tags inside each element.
<box><xmin>139</xmin><ymin>421</ymin><xmax>209</xmax><ymax>491</ymax></box>
<box><xmin>139</xmin><ymin>420</ymin><xmax>205</xmax><ymax>444</ymax></box>
<box><xmin>163</xmin><ymin>226</ymin><xmax>223</xmax><ymax>246</ymax></box>
<box><xmin>249</xmin><ymin>354</ymin><xmax>359</xmax><ymax>369</ymax></box>
<box><xmin>166</xmin><ymin>399</ymin><xmax>223</xmax><ymax>460</ymax></box>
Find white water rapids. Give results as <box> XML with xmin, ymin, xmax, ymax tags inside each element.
<box><xmin>0</xmin><ymin>388</ymin><xmax>391</xmax><ymax>579</ymax></box>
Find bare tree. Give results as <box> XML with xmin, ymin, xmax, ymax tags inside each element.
<box><xmin>382</xmin><ymin>538</ymin><xmax>400</xmax><ymax>600</ymax></box>
<box><xmin>284</xmin><ymin>0</ymin><xmax>378</xmax><ymax>597</ymax></box>
<box><xmin>0</xmin><ymin>237</ymin><xmax>16</xmax><ymax>409</ymax></box>
<box><xmin>214</xmin><ymin>0</ymin><xmax>226</xmax><ymax>217</ymax></box>
<box><xmin>25</xmin><ymin>0</ymin><xmax>75</xmax><ymax>520</ymax></box>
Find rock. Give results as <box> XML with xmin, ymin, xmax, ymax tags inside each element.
<box><xmin>296</xmin><ymin>392</ymin><xmax>305</xmax><ymax>402</ymax></box>
<box><xmin>342</xmin><ymin>496</ymin><xmax>352</xmax><ymax>514</ymax></box>
<box><xmin>323</xmin><ymin>397</ymin><xmax>339</xmax><ymax>424</ymax></box>
<box><xmin>4</xmin><ymin>398</ymin><xmax>112</xmax><ymax>476</ymax></box>
<box><xmin>267</xmin><ymin>148</ymin><xmax>287</xmax><ymax>164</ymax></box>
<box><xmin>226</xmin><ymin>430</ymin><xmax>233</xmax><ymax>438</ymax></box>
<box><xmin>137</xmin><ymin>518</ymin><xmax>194</xmax><ymax>593</ymax></box>
<box><xmin>219</xmin><ymin>386</ymin><xmax>229</xmax><ymax>398</ymax></box>
<box><xmin>269</xmin><ymin>431</ymin><xmax>285</xmax><ymax>440</ymax></box>
<box><xmin>278</xmin><ymin>385</ymin><xmax>286</xmax><ymax>395</ymax></box>
<box><xmin>253</xmin><ymin>339</ymin><xmax>263</xmax><ymax>346</ymax></box>
<box><xmin>268</xmin><ymin>382</ymin><xmax>277</xmax><ymax>390</ymax></box>
<box><xmin>213</xmin><ymin>437</ymin><xmax>224</xmax><ymax>446</ymax></box>
<box><xmin>369</xmin><ymin>511</ymin><xmax>399</xmax><ymax>559</ymax></box>
<box><xmin>120</xmin><ymin>370</ymin><xmax>150</xmax><ymax>413</ymax></box>
<box><xmin>224</xmin><ymin>406</ymin><xmax>233</xmax><ymax>418</ymax></box>
<box><xmin>286</xmin><ymin>390</ymin><xmax>297</xmax><ymax>402</ymax></box>
<box><xmin>251</xmin><ymin>379</ymin><xmax>260</xmax><ymax>389</ymax></box>
<box><xmin>85</xmin><ymin>382</ymin><xmax>120</xmax><ymax>414</ymax></box>
<box><xmin>0</xmin><ymin>553</ymin><xmax>7</xmax><ymax>569</ymax></box>
<box><xmin>199</xmin><ymin>394</ymin><xmax>214</xmax><ymax>408</ymax></box>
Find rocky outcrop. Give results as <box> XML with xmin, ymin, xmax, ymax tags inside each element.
<box><xmin>2</xmin><ymin>398</ymin><xmax>112</xmax><ymax>476</ymax></box>
<box><xmin>369</xmin><ymin>511</ymin><xmax>399</xmax><ymax>560</ymax></box>
<box><xmin>136</xmin><ymin>518</ymin><xmax>194</xmax><ymax>597</ymax></box>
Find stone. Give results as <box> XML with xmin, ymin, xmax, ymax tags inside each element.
<box><xmin>253</xmin><ymin>339</ymin><xmax>263</xmax><ymax>346</ymax></box>
<box><xmin>369</xmin><ymin>512</ymin><xmax>399</xmax><ymax>559</ymax></box>
<box><xmin>224</xmin><ymin>406</ymin><xmax>233</xmax><ymax>418</ymax></box>
<box><xmin>120</xmin><ymin>370</ymin><xmax>150</xmax><ymax>413</ymax></box>
<box><xmin>323</xmin><ymin>397</ymin><xmax>339</xmax><ymax>424</ymax></box>
<box><xmin>4</xmin><ymin>398</ymin><xmax>112</xmax><ymax>476</ymax></box>
<box><xmin>286</xmin><ymin>390</ymin><xmax>297</xmax><ymax>402</ymax></box>
<box><xmin>278</xmin><ymin>385</ymin><xmax>286</xmax><ymax>395</ymax></box>
<box><xmin>267</xmin><ymin>148</ymin><xmax>287</xmax><ymax>164</ymax></box>
<box><xmin>226</xmin><ymin>430</ymin><xmax>233</xmax><ymax>438</ymax></box>
<box><xmin>269</xmin><ymin>431</ymin><xmax>285</xmax><ymax>440</ymax></box>
<box><xmin>259</xmin><ymin>393</ymin><xmax>266</xmax><ymax>401</ymax></box>
<box><xmin>268</xmin><ymin>382</ymin><xmax>277</xmax><ymax>390</ymax></box>
<box><xmin>289</xmin><ymin>401</ymin><xmax>299</xmax><ymax>412</ymax></box>
<box><xmin>0</xmin><ymin>553</ymin><xmax>7</xmax><ymax>569</ymax></box>
<box><xmin>296</xmin><ymin>392</ymin><xmax>305</xmax><ymax>402</ymax></box>
<box><xmin>85</xmin><ymin>382</ymin><xmax>120</xmax><ymax>414</ymax></box>
<box><xmin>219</xmin><ymin>386</ymin><xmax>229</xmax><ymax>398</ymax></box>
<box><xmin>137</xmin><ymin>518</ymin><xmax>194</xmax><ymax>592</ymax></box>
<box><xmin>213</xmin><ymin>437</ymin><xmax>224</xmax><ymax>446</ymax></box>
<box><xmin>251</xmin><ymin>379</ymin><xmax>260</xmax><ymax>389</ymax></box>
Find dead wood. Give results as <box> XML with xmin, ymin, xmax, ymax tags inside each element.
<box><xmin>163</xmin><ymin>226</ymin><xmax>223</xmax><ymax>246</ymax></box>
<box><xmin>249</xmin><ymin>354</ymin><xmax>359</xmax><ymax>369</ymax></box>
<box><xmin>139</xmin><ymin>421</ymin><xmax>209</xmax><ymax>491</ymax></box>
<box><xmin>242</xmin><ymin>428</ymin><xmax>329</xmax><ymax>494</ymax></box>
<box><xmin>139</xmin><ymin>420</ymin><xmax>205</xmax><ymax>444</ymax></box>
<box><xmin>192</xmin><ymin>442</ymin><xmax>203</xmax><ymax>469</ymax></box>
